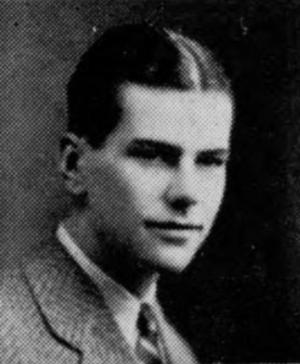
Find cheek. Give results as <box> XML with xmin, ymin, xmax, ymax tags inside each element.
<box><xmin>198</xmin><ymin>170</ymin><xmax>227</xmax><ymax>214</ymax></box>
<box><xmin>119</xmin><ymin>165</ymin><xmax>167</xmax><ymax>209</ymax></box>
<box><xmin>85</xmin><ymin>163</ymin><xmax>166</xmax><ymax>221</ymax></box>
<box><xmin>86</xmin><ymin>166</ymin><xmax>135</xmax><ymax>218</ymax></box>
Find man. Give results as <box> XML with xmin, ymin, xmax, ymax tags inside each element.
<box><xmin>0</xmin><ymin>23</ymin><xmax>233</xmax><ymax>363</ymax></box>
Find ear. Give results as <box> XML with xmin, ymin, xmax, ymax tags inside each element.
<box><xmin>60</xmin><ymin>133</ymin><xmax>88</xmax><ymax>195</ymax></box>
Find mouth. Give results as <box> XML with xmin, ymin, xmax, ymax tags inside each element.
<box><xmin>144</xmin><ymin>220</ymin><xmax>203</xmax><ymax>232</ymax></box>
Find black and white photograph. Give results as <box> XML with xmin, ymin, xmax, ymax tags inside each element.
<box><xmin>0</xmin><ymin>1</ymin><xmax>299</xmax><ymax>362</ymax></box>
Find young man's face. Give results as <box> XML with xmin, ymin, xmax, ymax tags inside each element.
<box><xmin>79</xmin><ymin>84</ymin><xmax>233</xmax><ymax>273</ymax></box>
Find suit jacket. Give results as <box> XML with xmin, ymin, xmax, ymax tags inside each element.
<box><xmin>0</xmin><ymin>235</ymin><xmax>198</xmax><ymax>364</ymax></box>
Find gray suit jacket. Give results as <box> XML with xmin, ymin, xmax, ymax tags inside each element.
<box><xmin>0</xmin><ymin>236</ymin><xmax>198</xmax><ymax>364</ymax></box>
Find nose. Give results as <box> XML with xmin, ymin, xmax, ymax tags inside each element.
<box><xmin>164</xmin><ymin>160</ymin><xmax>198</xmax><ymax>215</ymax></box>
<box><xmin>168</xmin><ymin>195</ymin><xmax>197</xmax><ymax>214</ymax></box>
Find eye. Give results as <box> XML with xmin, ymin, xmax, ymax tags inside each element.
<box><xmin>126</xmin><ymin>147</ymin><xmax>179</xmax><ymax>167</ymax></box>
<box><xmin>196</xmin><ymin>152</ymin><xmax>229</xmax><ymax>167</ymax></box>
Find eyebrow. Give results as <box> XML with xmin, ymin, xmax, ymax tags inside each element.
<box><xmin>196</xmin><ymin>149</ymin><xmax>230</xmax><ymax>159</ymax></box>
<box><xmin>126</xmin><ymin>139</ymin><xmax>230</xmax><ymax>160</ymax></box>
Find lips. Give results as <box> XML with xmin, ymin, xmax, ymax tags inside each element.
<box><xmin>144</xmin><ymin>220</ymin><xmax>203</xmax><ymax>231</ymax></box>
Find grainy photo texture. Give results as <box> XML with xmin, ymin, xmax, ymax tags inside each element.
<box><xmin>0</xmin><ymin>1</ymin><xmax>299</xmax><ymax>363</ymax></box>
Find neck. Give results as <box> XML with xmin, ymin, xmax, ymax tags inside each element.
<box><xmin>63</xmin><ymin>211</ymin><xmax>159</xmax><ymax>299</ymax></box>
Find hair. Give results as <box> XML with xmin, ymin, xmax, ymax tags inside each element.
<box><xmin>67</xmin><ymin>23</ymin><xmax>232</xmax><ymax>149</ymax></box>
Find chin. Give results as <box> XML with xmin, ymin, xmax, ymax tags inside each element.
<box><xmin>134</xmin><ymin>233</ymin><xmax>202</xmax><ymax>274</ymax></box>
<box><xmin>154</xmin><ymin>261</ymin><xmax>190</xmax><ymax>276</ymax></box>
<box><xmin>150</xmin><ymin>252</ymin><xmax>195</xmax><ymax>275</ymax></box>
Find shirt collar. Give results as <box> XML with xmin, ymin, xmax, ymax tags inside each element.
<box><xmin>57</xmin><ymin>224</ymin><xmax>157</xmax><ymax>349</ymax></box>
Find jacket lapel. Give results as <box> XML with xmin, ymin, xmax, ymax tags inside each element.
<box><xmin>22</xmin><ymin>237</ymin><xmax>140</xmax><ymax>364</ymax></box>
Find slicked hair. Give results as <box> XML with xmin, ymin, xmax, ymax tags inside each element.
<box><xmin>67</xmin><ymin>23</ymin><xmax>232</xmax><ymax>148</ymax></box>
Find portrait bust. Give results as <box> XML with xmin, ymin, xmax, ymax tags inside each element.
<box><xmin>0</xmin><ymin>23</ymin><xmax>233</xmax><ymax>364</ymax></box>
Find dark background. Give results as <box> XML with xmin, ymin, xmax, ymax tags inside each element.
<box><xmin>0</xmin><ymin>0</ymin><xmax>299</xmax><ymax>361</ymax></box>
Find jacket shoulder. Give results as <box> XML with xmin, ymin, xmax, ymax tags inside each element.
<box><xmin>0</xmin><ymin>257</ymin><xmax>36</xmax><ymax>361</ymax></box>
<box><xmin>0</xmin><ymin>241</ymin><xmax>78</xmax><ymax>364</ymax></box>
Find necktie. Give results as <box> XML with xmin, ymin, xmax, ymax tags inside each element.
<box><xmin>136</xmin><ymin>303</ymin><xmax>167</xmax><ymax>364</ymax></box>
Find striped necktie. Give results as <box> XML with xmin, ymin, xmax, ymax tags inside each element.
<box><xmin>136</xmin><ymin>303</ymin><xmax>167</xmax><ymax>364</ymax></box>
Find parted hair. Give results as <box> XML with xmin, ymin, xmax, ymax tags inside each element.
<box><xmin>67</xmin><ymin>23</ymin><xmax>232</xmax><ymax>148</ymax></box>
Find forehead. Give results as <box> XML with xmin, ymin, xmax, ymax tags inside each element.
<box><xmin>114</xmin><ymin>84</ymin><xmax>233</xmax><ymax>149</ymax></box>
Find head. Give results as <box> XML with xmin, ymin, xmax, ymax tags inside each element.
<box><xmin>62</xmin><ymin>23</ymin><xmax>234</xmax><ymax>274</ymax></box>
